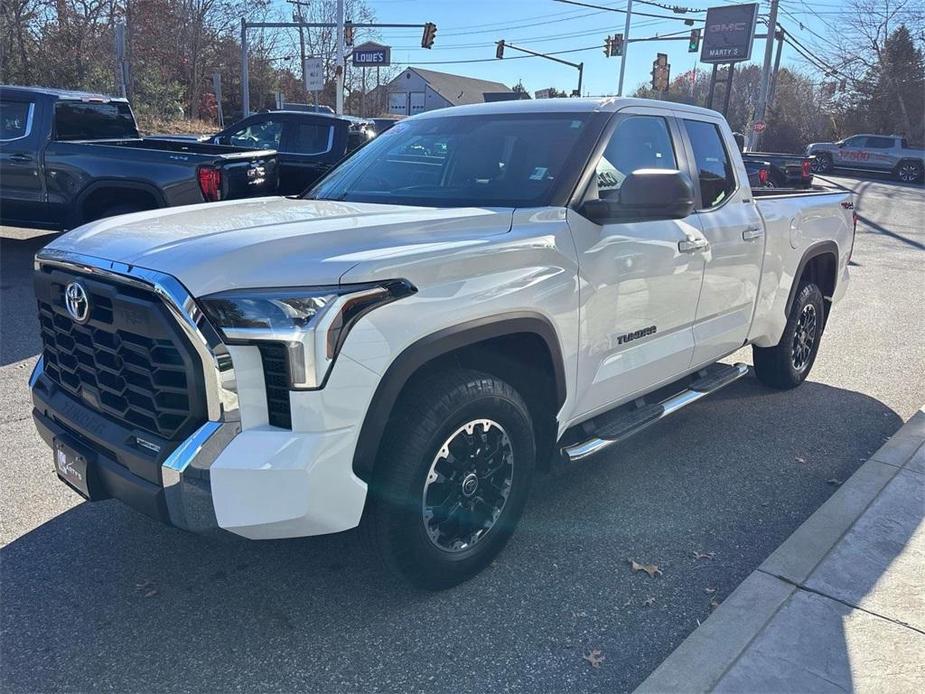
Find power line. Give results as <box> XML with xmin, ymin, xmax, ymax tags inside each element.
<box><xmin>553</xmin><ymin>0</ymin><xmax>705</xmax><ymax>23</ymax></box>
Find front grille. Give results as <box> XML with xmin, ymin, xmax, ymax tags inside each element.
<box><xmin>35</xmin><ymin>269</ymin><xmax>207</xmax><ymax>443</ymax></box>
<box><xmin>258</xmin><ymin>343</ymin><xmax>292</xmax><ymax>429</ymax></box>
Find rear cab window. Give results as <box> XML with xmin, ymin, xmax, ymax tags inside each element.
<box><xmin>54</xmin><ymin>100</ymin><xmax>138</xmax><ymax>140</ymax></box>
<box><xmin>683</xmin><ymin>119</ymin><xmax>737</xmax><ymax>208</ymax></box>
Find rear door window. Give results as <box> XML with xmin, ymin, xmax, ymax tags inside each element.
<box><xmin>865</xmin><ymin>136</ymin><xmax>894</xmax><ymax>149</ymax></box>
<box><xmin>591</xmin><ymin>115</ymin><xmax>677</xmax><ymax>199</ymax></box>
<box><xmin>683</xmin><ymin>119</ymin><xmax>737</xmax><ymax>208</ymax></box>
<box><xmin>1</xmin><ymin>100</ymin><xmax>34</xmax><ymax>141</ymax></box>
<box><xmin>54</xmin><ymin>101</ymin><xmax>138</xmax><ymax>140</ymax></box>
<box><xmin>285</xmin><ymin>121</ymin><xmax>334</xmax><ymax>155</ymax></box>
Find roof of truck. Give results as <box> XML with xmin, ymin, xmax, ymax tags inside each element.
<box><xmin>0</xmin><ymin>85</ymin><xmax>128</xmax><ymax>102</ymax></box>
<box><xmin>413</xmin><ymin>97</ymin><xmax>723</xmax><ymax>119</ymax></box>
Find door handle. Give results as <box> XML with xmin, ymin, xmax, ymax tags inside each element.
<box><xmin>742</xmin><ymin>226</ymin><xmax>764</xmax><ymax>241</ymax></box>
<box><xmin>678</xmin><ymin>238</ymin><xmax>709</xmax><ymax>253</ymax></box>
<box><xmin>9</xmin><ymin>154</ymin><xmax>33</xmax><ymax>163</ymax></box>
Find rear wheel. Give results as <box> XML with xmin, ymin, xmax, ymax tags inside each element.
<box><xmin>753</xmin><ymin>282</ymin><xmax>825</xmax><ymax>390</ymax></box>
<box><xmin>895</xmin><ymin>160</ymin><xmax>923</xmax><ymax>183</ymax></box>
<box><xmin>362</xmin><ymin>368</ymin><xmax>536</xmax><ymax>589</ymax></box>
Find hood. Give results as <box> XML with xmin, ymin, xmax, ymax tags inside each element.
<box><xmin>45</xmin><ymin>197</ymin><xmax>514</xmax><ymax>296</ymax></box>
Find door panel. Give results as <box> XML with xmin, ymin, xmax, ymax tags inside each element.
<box><xmin>0</xmin><ymin>99</ymin><xmax>46</xmax><ymax>225</ymax></box>
<box><xmin>280</xmin><ymin>116</ymin><xmax>337</xmax><ymax>195</ymax></box>
<box><xmin>681</xmin><ymin>118</ymin><xmax>763</xmax><ymax>366</ymax></box>
<box><xmin>570</xmin><ymin>113</ymin><xmax>705</xmax><ymax>418</ymax></box>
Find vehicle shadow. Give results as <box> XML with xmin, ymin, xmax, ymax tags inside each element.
<box><xmin>0</xmin><ymin>234</ymin><xmax>52</xmax><ymax>367</ymax></box>
<box><xmin>0</xmin><ymin>377</ymin><xmax>905</xmax><ymax>693</ymax></box>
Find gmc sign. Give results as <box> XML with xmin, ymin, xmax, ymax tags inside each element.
<box><xmin>700</xmin><ymin>4</ymin><xmax>759</xmax><ymax>64</ymax></box>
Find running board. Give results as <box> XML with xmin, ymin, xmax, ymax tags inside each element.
<box><xmin>561</xmin><ymin>362</ymin><xmax>750</xmax><ymax>463</ymax></box>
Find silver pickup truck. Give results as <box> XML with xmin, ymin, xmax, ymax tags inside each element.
<box><xmin>807</xmin><ymin>134</ymin><xmax>924</xmax><ymax>183</ymax></box>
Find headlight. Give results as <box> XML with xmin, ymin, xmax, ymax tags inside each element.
<box><xmin>199</xmin><ymin>280</ymin><xmax>415</xmax><ymax>389</ymax></box>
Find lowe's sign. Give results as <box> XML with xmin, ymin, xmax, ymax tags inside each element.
<box><xmin>352</xmin><ymin>42</ymin><xmax>391</xmax><ymax>67</ymax></box>
<box><xmin>700</xmin><ymin>3</ymin><xmax>759</xmax><ymax>64</ymax></box>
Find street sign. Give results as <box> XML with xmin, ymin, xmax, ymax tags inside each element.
<box><xmin>304</xmin><ymin>56</ymin><xmax>324</xmax><ymax>91</ymax></box>
<box><xmin>700</xmin><ymin>3</ymin><xmax>759</xmax><ymax>64</ymax></box>
<box><xmin>753</xmin><ymin>120</ymin><xmax>767</xmax><ymax>133</ymax></box>
<box><xmin>352</xmin><ymin>41</ymin><xmax>391</xmax><ymax>67</ymax></box>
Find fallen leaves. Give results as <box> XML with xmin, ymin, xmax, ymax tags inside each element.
<box><xmin>705</xmin><ymin>587</ymin><xmax>717</xmax><ymax>595</ymax></box>
<box><xmin>827</xmin><ymin>478</ymin><xmax>843</xmax><ymax>486</ymax></box>
<box><xmin>795</xmin><ymin>456</ymin><xmax>807</xmax><ymax>464</ymax></box>
<box><xmin>643</xmin><ymin>597</ymin><xmax>656</xmax><ymax>608</ymax></box>
<box><xmin>692</xmin><ymin>550</ymin><xmax>715</xmax><ymax>561</ymax></box>
<box><xmin>583</xmin><ymin>649</ymin><xmax>605</xmax><ymax>668</ymax></box>
<box><xmin>629</xmin><ymin>560</ymin><xmax>663</xmax><ymax>578</ymax></box>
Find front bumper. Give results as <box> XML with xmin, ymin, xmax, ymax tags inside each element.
<box><xmin>31</xmin><ymin>354</ymin><xmax>369</xmax><ymax>539</ymax></box>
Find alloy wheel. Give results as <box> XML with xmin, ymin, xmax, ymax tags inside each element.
<box><xmin>792</xmin><ymin>304</ymin><xmax>818</xmax><ymax>372</ymax></box>
<box><xmin>422</xmin><ymin>419</ymin><xmax>514</xmax><ymax>553</ymax></box>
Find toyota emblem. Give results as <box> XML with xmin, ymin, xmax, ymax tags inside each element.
<box><xmin>64</xmin><ymin>281</ymin><xmax>90</xmax><ymax>323</ymax></box>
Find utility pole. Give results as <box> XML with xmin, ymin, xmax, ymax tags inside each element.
<box><xmin>241</xmin><ymin>17</ymin><xmax>249</xmax><ymax>116</ymax></box>
<box><xmin>768</xmin><ymin>28</ymin><xmax>785</xmax><ymax>108</ymax></box>
<box><xmin>617</xmin><ymin>0</ymin><xmax>633</xmax><ymax>96</ymax></box>
<box><xmin>749</xmin><ymin>0</ymin><xmax>778</xmax><ymax>150</ymax></box>
<box><xmin>335</xmin><ymin>0</ymin><xmax>345</xmax><ymax>115</ymax></box>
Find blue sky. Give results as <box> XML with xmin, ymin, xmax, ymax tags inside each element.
<box><xmin>336</xmin><ymin>0</ymin><xmax>844</xmax><ymax>96</ymax></box>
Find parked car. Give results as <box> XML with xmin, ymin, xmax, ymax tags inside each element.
<box><xmin>206</xmin><ymin>111</ymin><xmax>375</xmax><ymax>195</ymax></box>
<box><xmin>0</xmin><ymin>85</ymin><xmax>278</xmax><ymax>231</ymax></box>
<box><xmin>29</xmin><ymin>98</ymin><xmax>854</xmax><ymax>589</ymax></box>
<box><xmin>807</xmin><ymin>134</ymin><xmax>925</xmax><ymax>183</ymax></box>
<box><xmin>732</xmin><ymin>133</ymin><xmax>813</xmax><ymax>188</ymax></box>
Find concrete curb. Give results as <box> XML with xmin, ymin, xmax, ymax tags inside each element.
<box><xmin>636</xmin><ymin>407</ymin><xmax>925</xmax><ymax>693</ymax></box>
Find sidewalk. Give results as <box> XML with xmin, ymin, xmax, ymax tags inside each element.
<box><xmin>637</xmin><ymin>408</ymin><xmax>925</xmax><ymax>693</ymax></box>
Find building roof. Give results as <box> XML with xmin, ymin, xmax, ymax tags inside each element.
<box><xmin>392</xmin><ymin>68</ymin><xmax>512</xmax><ymax>106</ymax></box>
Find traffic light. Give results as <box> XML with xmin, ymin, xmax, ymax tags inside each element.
<box><xmin>496</xmin><ymin>40</ymin><xmax>505</xmax><ymax>59</ymax></box>
<box><xmin>603</xmin><ymin>35</ymin><xmax>612</xmax><ymax>57</ymax></box>
<box><xmin>688</xmin><ymin>28</ymin><xmax>701</xmax><ymax>53</ymax></box>
<box><xmin>612</xmin><ymin>33</ymin><xmax>623</xmax><ymax>57</ymax></box>
<box><xmin>344</xmin><ymin>21</ymin><xmax>354</xmax><ymax>47</ymax></box>
<box><xmin>651</xmin><ymin>53</ymin><xmax>670</xmax><ymax>91</ymax></box>
<box><xmin>421</xmin><ymin>22</ymin><xmax>437</xmax><ymax>49</ymax></box>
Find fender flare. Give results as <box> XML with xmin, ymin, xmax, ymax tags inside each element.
<box><xmin>352</xmin><ymin>312</ymin><xmax>567</xmax><ymax>482</ymax></box>
<box><xmin>75</xmin><ymin>179</ymin><xmax>167</xmax><ymax>224</ymax></box>
<box><xmin>784</xmin><ymin>240</ymin><xmax>839</xmax><ymax>317</ymax></box>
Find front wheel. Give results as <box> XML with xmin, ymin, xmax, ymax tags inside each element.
<box><xmin>753</xmin><ymin>282</ymin><xmax>825</xmax><ymax>390</ymax></box>
<box><xmin>362</xmin><ymin>369</ymin><xmax>536</xmax><ymax>589</ymax></box>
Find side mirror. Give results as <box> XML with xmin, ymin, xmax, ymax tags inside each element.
<box><xmin>579</xmin><ymin>169</ymin><xmax>694</xmax><ymax>224</ymax></box>
<box><xmin>732</xmin><ymin>132</ymin><xmax>746</xmax><ymax>152</ymax></box>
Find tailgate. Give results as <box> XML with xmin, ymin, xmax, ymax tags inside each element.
<box><xmin>219</xmin><ymin>151</ymin><xmax>279</xmax><ymax>199</ymax></box>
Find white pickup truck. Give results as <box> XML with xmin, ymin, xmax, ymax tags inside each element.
<box><xmin>30</xmin><ymin>98</ymin><xmax>855</xmax><ymax>588</ymax></box>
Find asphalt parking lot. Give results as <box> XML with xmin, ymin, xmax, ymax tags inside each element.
<box><xmin>1</xmin><ymin>174</ymin><xmax>923</xmax><ymax>692</ymax></box>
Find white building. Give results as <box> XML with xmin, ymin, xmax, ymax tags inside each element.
<box><xmin>386</xmin><ymin>67</ymin><xmax>514</xmax><ymax>116</ymax></box>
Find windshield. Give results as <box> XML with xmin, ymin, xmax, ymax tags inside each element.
<box><xmin>306</xmin><ymin>112</ymin><xmax>599</xmax><ymax>208</ymax></box>
<box><xmin>54</xmin><ymin>100</ymin><xmax>138</xmax><ymax>141</ymax></box>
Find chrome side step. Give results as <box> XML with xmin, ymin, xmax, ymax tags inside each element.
<box><xmin>561</xmin><ymin>362</ymin><xmax>750</xmax><ymax>463</ymax></box>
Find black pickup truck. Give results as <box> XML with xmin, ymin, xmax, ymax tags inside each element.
<box><xmin>162</xmin><ymin>110</ymin><xmax>376</xmax><ymax>195</ymax></box>
<box><xmin>0</xmin><ymin>86</ymin><xmax>279</xmax><ymax>230</ymax></box>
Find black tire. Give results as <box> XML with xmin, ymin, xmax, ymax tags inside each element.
<box><xmin>753</xmin><ymin>282</ymin><xmax>825</xmax><ymax>390</ymax></box>
<box><xmin>895</xmin><ymin>160</ymin><xmax>923</xmax><ymax>184</ymax></box>
<box><xmin>361</xmin><ymin>368</ymin><xmax>536</xmax><ymax>589</ymax></box>
<box><xmin>813</xmin><ymin>152</ymin><xmax>833</xmax><ymax>174</ymax></box>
